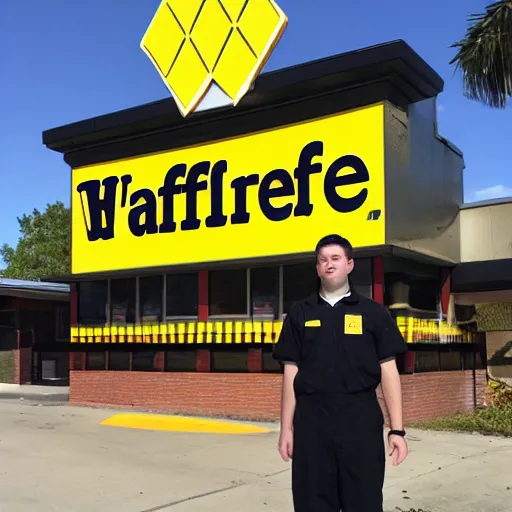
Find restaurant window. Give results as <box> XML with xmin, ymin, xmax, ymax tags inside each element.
<box><xmin>166</xmin><ymin>273</ymin><xmax>198</xmax><ymax>318</ymax></box>
<box><xmin>211</xmin><ymin>348</ymin><xmax>248</xmax><ymax>372</ymax></box>
<box><xmin>0</xmin><ymin>310</ymin><xmax>17</xmax><ymax>328</ymax></box>
<box><xmin>108</xmin><ymin>351</ymin><xmax>131</xmax><ymax>371</ymax></box>
<box><xmin>110</xmin><ymin>278</ymin><xmax>136</xmax><ymax>324</ymax></box>
<box><xmin>251</xmin><ymin>266</ymin><xmax>279</xmax><ymax>319</ymax></box>
<box><xmin>283</xmin><ymin>263</ymin><xmax>317</xmax><ymax>315</ymax></box>
<box><xmin>166</xmin><ymin>349</ymin><xmax>197</xmax><ymax>371</ymax></box>
<box><xmin>79</xmin><ymin>280</ymin><xmax>108</xmax><ymax>325</ymax></box>
<box><xmin>86</xmin><ymin>351</ymin><xmax>106</xmax><ymax>370</ymax></box>
<box><xmin>209</xmin><ymin>269</ymin><xmax>247</xmax><ymax>316</ymax></box>
<box><xmin>132</xmin><ymin>350</ymin><xmax>156</xmax><ymax>371</ymax></box>
<box><xmin>139</xmin><ymin>276</ymin><xmax>163</xmax><ymax>322</ymax></box>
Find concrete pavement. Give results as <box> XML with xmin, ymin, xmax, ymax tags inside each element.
<box><xmin>0</xmin><ymin>400</ymin><xmax>510</xmax><ymax>511</ymax></box>
<box><xmin>0</xmin><ymin>383</ymin><xmax>69</xmax><ymax>403</ymax></box>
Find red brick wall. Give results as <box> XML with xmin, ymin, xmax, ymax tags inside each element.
<box><xmin>70</xmin><ymin>370</ymin><xmax>487</xmax><ymax>423</ymax></box>
<box><xmin>377</xmin><ymin>370</ymin><xmax>487</xmax><ymax>425</ymax></box>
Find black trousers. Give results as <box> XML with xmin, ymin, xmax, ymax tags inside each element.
<box><xmin>292</xmin><ymin>390</ymin><xmax>386</xmax><ymax>512</ymax></box>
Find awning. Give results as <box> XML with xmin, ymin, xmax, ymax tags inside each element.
<box><xmin>451</xmin><ymin>258</ymin><xmax>512</xmax><ymax>293</ymax></box>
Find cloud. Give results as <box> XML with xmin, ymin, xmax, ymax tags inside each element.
<box><xmin>472</xmin><ymin>184</ymin><xmax>512</xmax><ymax>201</ymax></box>
<box><xmin>437</xmin><ymin>103</ymin><xmax>445</xmax><ymax>113</ymax></box>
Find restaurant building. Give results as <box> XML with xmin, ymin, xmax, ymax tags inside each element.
<box><xmin>42</xmin><ymin>36</ymin><xmax>493</xmax><ymax>423</ymax></box>
<box><xmin>0</xmin><ymin>278</ymin><xmax>70</xmax><ymax>385</ymax></box>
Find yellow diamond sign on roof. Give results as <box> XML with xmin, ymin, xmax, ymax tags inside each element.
<box><xmin>140</xmin><ymin>0</ymin><xmax>288</xmax><ymax>117</ymax></box>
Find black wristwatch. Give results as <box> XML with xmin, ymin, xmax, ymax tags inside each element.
<box><xmin>388</xmin><ymin>429</ymin><xmax>406</xmax><ymax>438</ymax></box>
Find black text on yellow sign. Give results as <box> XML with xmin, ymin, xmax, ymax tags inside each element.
<box><xmin>72</xmin><ymin>105</ymin><xmax>385</xmax><ymax>274</ymax></box>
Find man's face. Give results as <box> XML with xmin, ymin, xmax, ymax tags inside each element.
<box><xmin>316</xmin><ymin>244</ymin><xmax>354</xmax><ymax>289</ymax></box>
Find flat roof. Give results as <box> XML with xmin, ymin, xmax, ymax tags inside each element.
<box><xmin>0</xmin><ymin>278</ymin><xmax>69</xmax><ymax>294</ymax></box>
<box><xmin>461</xmin><ymin>196</ymin><xmax>512</xmax><ymax>210</ymax></box>
<box><xmin>42</xmin><ymin>39</ymin><xmax>444</xmax><ymax>168</ymax></box>
<box><xmin>452</xmin><ymin>258</ymin><xmax>512</xmax><ymax>293</ymax></box>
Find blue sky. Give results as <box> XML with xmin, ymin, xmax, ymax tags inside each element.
<box><xmin>1</xmin><ymin>0</ymin><xmax>511</xmax><ymax>250</ymax></box>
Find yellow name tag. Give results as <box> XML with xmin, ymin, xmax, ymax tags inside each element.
<box><xmin>305</xmin><ymin>320</ymin><xmax>321</xmax><ymax>327</ymax></box>
<box><xmin>345</xmin><ymin>314</ymin><xmax>363</xmax><ymax>335</ymax></box>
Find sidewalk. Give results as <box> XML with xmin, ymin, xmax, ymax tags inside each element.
<box><xmin>0</xmin><ymin>383</ymin><xmax>69</xmax><ymax>403</ymax></box>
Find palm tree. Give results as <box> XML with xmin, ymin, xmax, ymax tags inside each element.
<box><xmin>450</xmin><ymin>1</ymin><xmax>512</xmax><ymax>108</ymax></box>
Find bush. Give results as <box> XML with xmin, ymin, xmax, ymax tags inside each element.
<box><xmin>489</xmin><ymin>380</ymin><xmax>512</xmax><ymax>408</ymax></box>
<box><xmin>412</xmin><ymin>381</ymin><xmax>512</xmax><ymax>437</ymax></box>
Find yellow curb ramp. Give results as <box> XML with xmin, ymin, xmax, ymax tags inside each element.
<box><xmin>100</xmin><ymin>413</ymin><xmax>271</xmax><ymax>434</ymax></box>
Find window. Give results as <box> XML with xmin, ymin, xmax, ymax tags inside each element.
<box><xmin>110</xmin><ymin>278</ymin><xmax>136</xmax><ymax>324</ymax></box>
<box><xmin>211</xmin><ymin>348</ymin><xmax>248</xmax><ymax>372</ymax></box>
<box><xmin>0</xmin><ymin>310</ymin><xmax>17</xmax><ymax>328</ymax></box>
<box><xmin>108</xmin><ymin>351</ymin><xmax>131</xmax><ymax>371</ymax></box>
<box><xmin>139</xmin><ymin>276</ymin><xmax>163</xmax><ymax>322</ymax></box>
<box><xmin>132</xmin><ymin>351</ymin><xmax>156</xmax><ymax>371</ymax></box>
<box><xmin>251</xmin><ymin>266</ymin><xmax>279</xmax><ymax>319</ymax></box>
<box><xmin>86</xmin><ymin>352</ymin><xmax>106</xmax><ymax>370</ymax></box>
<box><xmin>209</xmin><ymin>269</ymin><xmax>247</xmax><ymax>316</ymax></box>
<box><xmin>166</xmin><ymin>350</ymin><xmax>197</xmax><ymax>371</ymax></box>
<box><xmin>79</xmin><ymin>281</ymin><xmax>108</xmax><ymax>325</ymax></box>
<box><xmin>56</xmin><ymin>304</ymin><xmax>70</xmax><ymax>341</ymax></box>
<box><xmin>283</xmin><ymin>263</ymin><xmax>318</xmax><ymax>314</ymax></box>
<box><xmin>166</xmin><ymin>273</ymin><xmax>198</xmax><ymax>318</ymax></box>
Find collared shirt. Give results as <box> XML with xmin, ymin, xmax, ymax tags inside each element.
<box><xmin>272</xmin><ymin>290</ymin><xmax>407</xmax><ymax>396</ymax></box>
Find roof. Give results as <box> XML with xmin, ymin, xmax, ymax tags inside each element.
<box><xmin>0</xmin><ymin>278</ymin><xmax>69</xmax><ymax>294</ymax></box>
<box><xmin>460</xmin><ymin>196</ymin><xmax>512</xmax><ymax>210</ymax></box>
<box><xmin>42</xmin><ymin>39</ymin><xmax>444</xmax><ymax>168</ymax></box>
<box><xmin>452</xmin><ymin>258</ymin><xmax>512</xmax><ymax>293</ymax></box>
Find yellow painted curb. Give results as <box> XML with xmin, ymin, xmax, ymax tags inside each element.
<box><xmin>100</xmin><ymin>413</ymin><xmax>271</xmax><ymax>434</ymax></box>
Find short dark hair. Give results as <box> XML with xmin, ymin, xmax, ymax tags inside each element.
<box><xmin>315</xmin><ymin>234</ymin><xmax>353</xmax><ymax>260</ymax></box>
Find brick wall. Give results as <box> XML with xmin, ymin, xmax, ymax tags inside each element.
<box><xmin>378</xmin><ymin>370</ymin><xmax>487</xmax><ymax>424</ymax></box>
<box><xmin>70</xmin><ymin>369</ymin><xmax>487</xmax><ymax>423</ymax></box>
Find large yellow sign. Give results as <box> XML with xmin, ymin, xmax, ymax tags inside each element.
<box><xmin>71</xmin><ymin>104</ymin><xmax>385</xmax><ymax>275</ymax></box>
<box><xmin>141</xmin><ymin>0</ymin><xmax>288</xmax><ymax>117</ymax></box>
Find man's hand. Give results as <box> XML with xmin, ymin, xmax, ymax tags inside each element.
<box><xmin>388</xmin><ymin>434</ymin><xmax>408</xmax><ymax>466</ymax></box>
<box><xmin>278</xmin><ymin>428</ymin><xmax>294</xmax><ymax>462</ymax></box>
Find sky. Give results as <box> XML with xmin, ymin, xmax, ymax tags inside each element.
<box><xmin>1</xmin><ymin>0</ymin><xmax>511</xmax><ymax>251</ymax></box>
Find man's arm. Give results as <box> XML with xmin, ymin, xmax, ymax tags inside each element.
<box><xmin>380</xmin><ymin>358</ymin><xmax>408</xmax><ymax>466</ymax></box>
<box><xmin>278</xmin><ymin>363</ymin><xmax>298</xmax><ymax>462</ymax></box>
<box><xmin>272</xmin><ymin>306</ymin><xmax>302</xmax><ymax>463</ymax></box>
<box><xmin>380</xmin><ymin>358</ymin><xmax>403</xmax><ymax>431</ymax></box>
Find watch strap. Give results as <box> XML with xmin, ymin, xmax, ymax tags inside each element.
<box><xmin>388</xmin><ymin>429</ymin><xmax>406</xmax><ymax>437</ymax></box>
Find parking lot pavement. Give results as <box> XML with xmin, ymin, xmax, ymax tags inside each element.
<box><xmin>1</xmin><ymin>400</ymin><xmax>511</xmax><ymax>511</ymax></box>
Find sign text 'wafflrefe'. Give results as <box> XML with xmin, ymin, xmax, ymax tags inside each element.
<box><xmin>77</xmin><ymin>141</ymin><xmax>370</xmax><ymax>242</ymax></box>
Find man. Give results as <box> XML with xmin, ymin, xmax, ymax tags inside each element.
<box><xmin>273</xmin><ymin>234</ymin><xmax>408</xmax><ymax>512</ymax></box>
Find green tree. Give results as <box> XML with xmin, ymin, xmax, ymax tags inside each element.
<box><xmin>451</xmin><ymin>1</ymin><xmax>512</xmax><ymax>108</ymax></box>
<box><xmin>0</xmin><ymin>201</ymin><xmax>70</xmax><ymax>280</ymax></box>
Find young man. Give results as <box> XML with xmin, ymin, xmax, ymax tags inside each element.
<box><xmin>273</xmin><ymin>234</ymin><xmax>408</xmax><ymax>512</ymax></box>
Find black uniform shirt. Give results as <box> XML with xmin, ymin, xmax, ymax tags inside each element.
<box><xmin>272</xmin><ymin>290</ymin><xmax>407</xmax><ymax>396</ymax></box>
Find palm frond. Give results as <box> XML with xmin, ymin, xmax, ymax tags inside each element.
<box><xmin>450</xmin><ymin>1</ymin><xmax>512</xmax><ymax>108</ymax></box>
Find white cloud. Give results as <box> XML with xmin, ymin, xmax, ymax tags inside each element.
<box><xmin>473</xmin><ymin>184</ymin><xmax>512</xmax><ymax>201</ymax></box>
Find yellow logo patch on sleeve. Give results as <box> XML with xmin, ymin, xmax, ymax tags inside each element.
<box><xmin>305</xmin><ymin>320</ymin><xmax>321</xmax><ymax>327</ymax></box>
<box><xmin>344</xmin><ymin>314</ymin><xmax>363</xmax><ymax>335</ymax></box>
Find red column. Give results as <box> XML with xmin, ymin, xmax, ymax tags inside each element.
<box><xmin>248</xmin><ymin>348</ymin><xmax>262</xmax><ymax>373</ymax></box>
<box><xmin>154</xmin><ymin>352</ymin><xmax>165</xmax><ymax>371</ymax></box>
<box><xmin>69</xmin><ymin>283</ymin><xmax>85</xmax><ymax>372</ymax></box>
<box><xmin>197</xmin><ymin>270</ymin><xmax>211</xmax><ymax>372</ymax></box>
<box><xmin>441</xmin><ymin>268</ymin><xmax>451</xmax><ymax>316</ymax></box>
<box><xmin>372</xmin><ymin>256</ymin><xmax>385</xmax><ymax>304</ymax></box>
<box><xmin>198</xmin><ymin>270</ymin><xmax>209</xmax><ymax>322</ymax></box>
